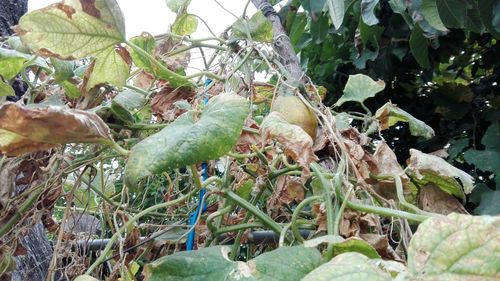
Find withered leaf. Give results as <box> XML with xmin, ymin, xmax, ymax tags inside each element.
<box><xmin>0</xmin><ymin>103</ymin><xmax>112</xmax><ymax>156</ymax></box>
<box><xmin>267</xmin><ymin>176</ymin><xmax>304</xmax><ymax>220</ymax></box>
<box><xmin>235</xmin><ymin>118</ymin><xmax>260</xmax><ymax>154</ymax></box>
<box><xmin>407</xmin><ymin>148</ymin><xmax>475</xmax><ymax>199</ymax></box>
<box><xmin>372</xmin><ymin>142</ymin><xmax>410</xmax><ymax>200</ymax></box>
<box><xmin>151</xmin><ymin>85</ymin><xmax>196</xmax><ymax>122</ymax></box>
<box><xmin>418</xmin><ymin>184</ymin><xmax>468</xmax><ymax>215</ymax></box>
<box><xmin>260</xmin><ymin>112</ymin><xmax>318</xmax><ymax>176</ymax></box>
<box><xmin>359</xmin><ymin>233</ymin><xmax>403</xmax><ymax>262</ymax></box>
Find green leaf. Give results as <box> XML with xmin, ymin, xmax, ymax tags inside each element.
<box><xmin>232</xmin><ymin>11</ymin><xmax>273</xmax><ymax>43</ymax></box>
<box><xmin>153</xmin><ymin>226</ymin><xmax>189</xmax><ymax>243</ymax></box>
<box><xmin>410</xmin><ymin>24</ymin><xmax>430</xmax><ymax>69</ymax></box>
<box><xmin>375</xmin><ymin>102</ymin><xmax>435</xmax><ymax>139</ymax></box>
<box><xmin>0</xmin><ymin>51</ymin><xmax>26</xmax><ymax>80</ymax></box>
<box><xmin>109</xmin><ymin>89</ymin><xmax>146</xmax><ymax>124</ymax></box>
<box><xmin>235</xmin><ymin>179</ymin><xmax>254</xmax><ymax>201</ymax></box>
<box><xmin>407</xmin><ymin>149</ymin><xmax>475</xmax><ymax>199</ymax></box>
<box><xmin>129</xmin><ymin>33</ymin><xmax>192</xmax><ymax>88</ymax></box>
<box><xmin>436</xmin><ymin>0</ymin><xmax>466</xmax><ymax>28</ymax></box>
<box><xmin>474</xmin><ymin>189</ymin><xmax>500</xmax><ymax>215</ymax></box>
<box><xmin>389</xmin><ymin>0</ymin><xmax>415</xmax><ymax>28</ymax></box>
<box><xmin>479</xmin><ymin>0</ymin><xmax>500</xmax><ymax>39</ymax></box>
<box><xmin>421</xmin><ymin>0</ymin><xmax>448</xmax><ymax>31</ymax></box>
<box><xmin>361</xmin><ymin>0</ymin><xmax>380</xmax><ymax>26</ymax></box>
<box><xmin>334</xmin><ymin>112</ymin><xmax>351</xmax><ymax>130</ymax></box>
<box><xmin>84</xmin><ymin>46</ymin><xmax>130</xmax><ymax>90</ymax></box>
<box><xmin>16</xmin><ymin>3</ymin><xmax>124</xmax><ymax>59</ymax></box>
<box><xmin>145</xmin><ymin>246</ymin><xmax>240</xmax><ymax>281</ymax></box>
<box><xmin>61</xmin><ymin>81</ymin><xmax>81</xmax><ymax>99</ymax></box>
<box><xmin>289</xmin><ymin>13</ymin><xmax>308</xmax><ymax>47</ymax></box>
<box><xmin>6</xmin><ymin>36</ymin><xmax>31</xmax><ymax>53</ymax></box>
<box><xmin>327</xmin><ymin>0</ymin><xmax>345</xmax><ymax>29</ymax></box>
<box><xmin>114</xmin><ymin>89</ymin><xmax>147</xmax><ymax>110</ymax></box>
<box><xmin>301</xmin><ymin>0</ymin><xmax>327</xmax><ymax>14</ymax></box>
<box><xmin>480</xmin><ymin>119</ymin><xmax>499</xmax><ymax>151</ymax></box>
<box><xmin>333</xmin><ymin>238</ymin><xmax>381</xmax><ymax>259</ymax></box>
<box><xmin>447</xmin><ymin>138</ymin><xmax>469</xmax><ymax>159</ymax></box>
<box><xmin>249</xmin><ymin>246</ymin><xmax>324</xmax><ymax>280</ymax></box>
<box><xmin>0</xmin><ymin>48</ymin><xmax>49</xmax><ymax>80</ymax></box>
<box><xmin>0</xmin><ymin>102</ymin><xmax>112</xmax><ymax>156</ymax></box>
<box><xmin>0</xmin><ymin>80</ymin><xmax>14</xmax><ymax>97</ymax></box>
<box><xmin>334</xmin><ymin>74</ymin><xmax>385</xmax><ymax>107</ymax></box>
<box><xmin>493</xmin><ymin>0</ymin><xmax>500</xmax><ymax>32</ymax></box>
<box><xmin>144</xmin><ymin>246</ymin><xmax>323</xmax><ymax>281</ymax></box>
<box><xmin>165</xmin><ymin>0</ymin><xmax>192</xmax><ymax>13</ymax></box>
<box><xmin>172</xmin><ymin>13</ymin><xmax>198</xmax><ymax>36</ymax></box>
<box><xmin>407</xmin><ymin>214</ymin><xmax>500</xmax><ymax>279</ymax></box>
<box><xmin>433</xmin><ymin>0</ymin><xmax>483</xmax><ymax>32</ymax></box>
<box><xmin>302</xmin><ymin>253</ymin><xmax>392</xmax><ymax>281</ymax></box>
<box><xmin>124</xmin><ymin>94</ymin><xmax>249</xmax><ymax>190</ymax></box>
<box><xmin>463</xmin><ymin>123</ymin><xmax>500</xmax><ymax>185</ymax></box>
<box><xmin>51</xmin><ymin>58</ymin><xmax>75</xmax><ymax>82</ymax></box>
<box><xmin>464</xmin><ymin>149</ymin><xmax>500</xmax><ymax>175</ymax></box>
<box><xmin>310</xmin><ymin>15</ymin><xmax>330</xmax><ymax>44</ymax></box>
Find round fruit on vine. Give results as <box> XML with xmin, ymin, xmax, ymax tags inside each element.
<box><xmin>271</xmin><ymin>95</ymin><xmax>318</xmax><ymax>139</ymax></box>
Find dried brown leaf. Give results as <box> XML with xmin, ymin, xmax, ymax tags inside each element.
<box><xmin>312</xmin><ymin>202</ymin><xmax>327</xmax><ymax>232</ymax></box>
<box><xmin>359</xmin><ymin>233</ymin><xmax>403</xmax><ymax>262</ymax></box>
<box><xmin>341</xmin><ymin>209</ymin><xmax>380</xmax><ymax>237</ymax></box>
<box><xmin>132</xmin><ymin>71</ymin><xmax>155</xmax><ymax>89</ymax></box>
<box><xmin>267</xmin><ymin>176</ymin><xmax>305</xmax><ymax>220</ymax></box>
<box><xmin>155</xmin><ymin>34</ymin><xmax>191</xmax><ymax>71</ymax></box>
<box><xmin>260</xmin><ymin>112</ymin><xmax>318</xmax><ymax>176</ymax></box>
<box><xmin>235</xmin><ymin>118</ymin><xmax>260</xmax><ymax>154</ymax></box>
<box><xmin>151</xmin><ymin>85</ymin><xmax>196</xmax><ymax>122</ymax></box>
<box><xmin>0</xmin><ymin>103</ymin><xmax>112</xmax><ymax>156</ymax></box>
<box><xmin>343</xmin><ymin>139</ymin><xmax>378</xmax><ymax>180</ymax></box>
<box><xmin>341</xmin><ymin>127</ymin><xmax>371</xmax><ymax>146</ymax></box>
<box><xmin>372</xmin><ymin>142</ymin><xmax>410</xmax><ymax>200</ymax></box>
<box><xmin>418</xmin><ymin>184</ymin><xmax>468</xmax><ymax>215</ymax></box>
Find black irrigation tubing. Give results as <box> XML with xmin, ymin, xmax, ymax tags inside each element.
<box><xmin>73</xmin><ymin>230</ymin><xmax>313</xmax><ymax>254</ymax></box>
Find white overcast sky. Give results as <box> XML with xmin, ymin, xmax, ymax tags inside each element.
<box><xmin>28</xmin><ymin>1</ymin><xmax>259</xmax><ymax>74</ymax></box>
<box><xmin>29</xmin><ymin>1</ymin><xmax>257</xmax><ymax>38</ymax></box>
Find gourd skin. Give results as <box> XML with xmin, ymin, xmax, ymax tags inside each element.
<box><xmin>271</xmin><ymin>95</ymin><xmax>318</xmax><ymax>139</ymax></box>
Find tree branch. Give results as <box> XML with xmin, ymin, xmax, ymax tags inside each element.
<box><xmin>251</xmin><ymin>0</ymin><xmax>305</xmax><ymax>82</ymax></box>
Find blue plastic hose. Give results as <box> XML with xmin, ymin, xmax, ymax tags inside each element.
<box><xmin>186</xmin><ymin>79</ymin><xmax>212</xmax><ymax>251</ymax></box>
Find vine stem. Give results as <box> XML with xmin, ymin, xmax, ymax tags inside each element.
<box><xmin>372</xmin><ymin>173</ymin><xmax>440</xmax><ymax>218</ymax></box>
<box><xmin>334</xmin><ymin>174</ymin><xmax>430</xmax><ymax>223</ymax></box>
<box><xmin>126</xmin><ymin>40</ymin><xmax>191</xmax><ymax>83</ymax></box>
<box><xmin>225</xmin><ymin>191</ymin><xmax>283</xmax><ymax>234</ymax></box>
<box><xmin>105</xmin><ymin>140</ymin><xmax>130</xmax><ymax>157</ymax></box>
<box><xmin>290</xmin><ymin>195</ymin><xmax>322</xmax><ymax>243</ymax></box>
<box><xmin>85</xmin><ymin>187</ymin><xmax>200</xmax><ymax>275</ymax></box>
<box><xmin>127</xmin><ymin>39</ymin><xmax>224</xmax><ymax>82</ymax></box>
<box><xmin>215</xmin><ymin>222</ymin><xmax>264</xmax><ymax>236</ymax></box>
<box><xmin>311</xmin><ymin>163</ymin><xmax>335</xmax><ymax>236</ymax></box>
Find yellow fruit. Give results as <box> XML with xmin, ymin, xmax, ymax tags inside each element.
<box><xmin>271</xmin><ymin>95</ymin><xmax>318</xmax><ymax>139</ymax></box>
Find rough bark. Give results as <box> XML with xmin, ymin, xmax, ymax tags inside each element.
<box><xmin>251</xmin><ymin>0</ymin><xmax>305</xmax><ymax>82</ymax></box>
<box><xmin>0</xmin><ymin>0</ymin><xmax>27</xmax><ymax>37</ymax></box>
<box><xmin>0</xmin><ymin>2</ymin><xmax>56</xmax><ymax>281</ymax></box>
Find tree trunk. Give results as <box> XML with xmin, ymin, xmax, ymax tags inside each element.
<box><xmin>0</xmin><ymin>0</ymin><xmax>27</xmax><ymax>36</ymax></box>
<box><xmin>0</xmin><ymin>2</ymin><xmax>56</xmax><ymax>281</ymax></box>
<box><xmin>251</xmin><ymin>0</ymin><xmax>305</xmax><ymax>82</ymax></box>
